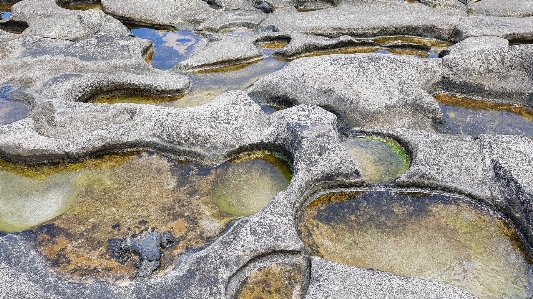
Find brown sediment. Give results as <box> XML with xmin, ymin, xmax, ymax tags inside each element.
<box><xmin>372</xmin><ymin>36</ymin><xmax>451</xmax><ymax>49</ymax></box>
<box><xmin>65</xmin><ymin>2</ymin><xmax>104</xmax><ymax>10</ymax></box>
<box><xmin>259</xmin><ymin>41</ymin><xmax>289</xmax><ymax>49</ymax></box>
<box><xmin>280</xmin><ymin>46</ymin><xmax>381</xmax><ymax>61</ymax></box>
<box><xmin>191</xmin><ymin>59</ymin><xmax>262</xmax><ymax>74</ymax></box>
<box><xmin>91</xmin><ymin>93</ymin><xmax>186</xmax><ymax>105</ymax></box>
<box><xmin>387</xmin><ymin>48</ymin><xmax>429</xmax><ymax>58</ymax></box>
<box><xmin>435</xmin><ymin>93</ymin><xmax>533</xmax><ymax>122</ymax></box>
<box><xmin>0</xmin><ymin>151</ymin><xmax>139</xmax><ymax>180</ymax></box>
<box><xmin>307</xmin><ymin>191</ymin><xmax>364</xmax><ymax>209</ymax></box>
<box><xmin>236</xmin><ymin>263</ymin><xmax>304</xmax><ymax>299</ymax></box>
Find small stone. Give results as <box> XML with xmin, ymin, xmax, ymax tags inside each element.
<box><xmin>253</xmin><ymin>1</ymin><xmax>273</xmax><ymax>13</ymax></box>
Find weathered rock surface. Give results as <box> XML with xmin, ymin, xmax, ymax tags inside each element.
<box><xmin>306</xmin><ymin>257</ymin><xmax>477</xmax><ymax>299</ymax></box>
<box><xmin>101</xmin><ymin>0</ymin><xmax>215</xmax><ymax>28</ymax></box>
<box><xmin>260</xmin><ymin>2</ymin><xmax>462</xmax><ymax>41</ymax></box>
<box><xmin>439</xmin><ymin>36</ymin><xmax>509</xmax><ymax>57</ymax></box>
<box><xmin>196</xmin><ymin>9</ymin><xmax>266</xmax><ymax>32</ymax></box>
<box><xmin>0</xmin><ymin>32</ymin><xmax>190</xmax><ymax>104</ymax></box>
<box><xmin>176</xmin><ymin>35</ymin><xmax>263</xmax><ymax>72</ymax></box>
<box><xmin>0</xmin><ymin>0</ymin><xmax>533</xmax><ymax>298</ymax></box>
<box><xmin>468</xmin><ymin>0</ymin><xmax>533</xmax><ymax>18</ymax></box>
<box><xmin>248</xmin><ymin>53</ymin><xmax>444</xmax><ymax>131</ymax></box>
<box><xmin>441</xmin><ymin>44</ymin><xmax>533</xmax><ymax>107</ymax></box>
<box><xmin>10</xmin><ymin>0</ymin><xmax>129</xmax><ymax>41</ymax></box>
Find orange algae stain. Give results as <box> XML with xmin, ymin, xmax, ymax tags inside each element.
<box><xmin>387</xmin><ymin>48</ymin><xmax>429</xmax><ymax>58</ymax></box>
<box><xmin>144</xmin><ymin>47</ymin><xmax>155</xmax><ymax>64</ymax></box>
<box><xmin>191</xmin><ymin>59</ymin><xmax>262</xmax><ymax>74</ymax></box>
<box><xmin>307</xmin><ymin>191</ymin><xmax>364</xmax><ymax>209</ymax></box>
<box><xmin>372</xmin><ymin>36</ymin><xmax>451</xmax><ymax>49</ymax></box>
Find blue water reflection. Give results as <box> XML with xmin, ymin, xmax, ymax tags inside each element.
<box><xmin>131</xmin><ymin>28</ymin><xmax>202</xmax><ymax>70</ymax></box>
<box><xmin>1</xmin><ymin>12</ymin><xmax>10</xmax><ymax>20</ymax></box>
<box><xmin>0</xmin><ymin>86</ymin><xmax>30</xmax><ymax>125</ymax></box>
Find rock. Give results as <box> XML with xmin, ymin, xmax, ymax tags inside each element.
<box><xmin>176</xmin><ymin>35</ymin><xmax>263</xmax><ymax>72</ymax></box>
<box><xmin>418</xmin><ymin>0</ymin><xmax>467</xmax><ymax>10</ymax></box>
<box><xmin>441</xmin><ymin>44</ymin><xmax>533</xmax><ymax>107</ymax></box>
<box><xmin>248</xmin><ymin>53</ymin><xmax>444</xmax><ymax>131</ymax></box>
<box><xmin>458</xmin><ymin>15</ymin><xmax>533</xmax><ymax>40</ymax></box>
<box><xmin>260</xmin><ymin>1</ymin><xmax>462</xmax><ymax>41</ymax></box>
<box><xmin>468</xmin><ymin>0</ymin><xmax>533</xmax><ymax>17</ymax></box>
<box><xmin>0</xmin><ymin>33</ymin><xmax>190</xmax><ymax>103</ymax></box>
<box><xmin>439</xmin><ymin>36</ymin><xmax>509</xmax><ymax>57</ymax></box>
<box><xmin>10</xmin><ymin>0</ymin><xmax>129</xmax><ymax>41</ymax></box>
<box><xmin>306</xmin><ymin>256</ymin><xmax>477</xmax><ymax>299</ymax></box>
<box><xmin>253</xmin><ymin>1</ymin><xmax>273</xmax><ymax>13</ymax></box>
<box><xmin>101</xmin><ymin>0</ymin><xmax>215</xmax><ymax>28</ymax></box>
<box><xmin>135</xmin><ymin>260</ymin><xmax>160</xmax><ymax>278</ymax></box>
<box><xmin>197</xmin><ymin>9</ymin><xmax>266</xmax><ymax>32</ymax></box>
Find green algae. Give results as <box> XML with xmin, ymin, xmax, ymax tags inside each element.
<box><xmin>342</xmin><ymin>136</ymin><xmax>409</xmax><ymax>183</ymax></box>
<box><xmin>2</xmin><ymin>150</ymin><xmax>292</xmax><ymax>282</ymax></box>
<box><xmin>300</xmin><ymin>190</ymin><xmax>533</xmax><ymax>299</ymax></box>
<box><xmin>236</xmin><ymin>263</ymin><xmax>304</xmax><ymax>299</ymax></box>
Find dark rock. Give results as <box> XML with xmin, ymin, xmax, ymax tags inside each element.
<box><xmin>253</xmin><ymin>1</ymin><xmax>273</xmax><ymax>13</ymax></box>
<box><xmin>135</xmin><ymin>259</ymin><xmax>160</xmax><ymax>278</ymax></box>
<box><xmin>160</xmin><ymin>231</ymin><xmax>177</xmax><ymax>249</ymax></box>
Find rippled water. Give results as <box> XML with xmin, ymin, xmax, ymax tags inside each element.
<box><xmin>300</xmin><ymin>190</ymin><xmax>533</xmax><ymax>299</ymax></box>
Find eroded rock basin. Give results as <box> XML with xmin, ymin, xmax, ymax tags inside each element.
<box><xmin>436</xmin><ymin>93</ymin><xmax>533</xmax><ymax>137</ymax></box>
<box><xmin>0</xmin><ymin>150</ymin><xmax>291</xmax><ymax>282</ymax></box>
<box><xmin>299</xmin><ymin>190</ymin><xmax>533</xmax><ymax>299</ymax></box>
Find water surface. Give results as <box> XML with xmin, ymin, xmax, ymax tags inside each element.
<box><xmin>0</xmin><ymin>150</ymin><xmax>292</xmax><ymax>281</ymax></box>
<box><xmin>436</xmin><ymin>93</ymin><xmax>533</xmax><ymax>137</ymax></box>
<box><xmin>300</xmin><ymin>190</ymin><xmax>533</xmax><ymax>299</ymax></box>
<box><xmin>131</xmin><ymin>28</ymin><xmax>203</xmax><ymax>70</ymax></box>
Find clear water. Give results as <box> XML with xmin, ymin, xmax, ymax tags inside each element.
<box><xmin>0</xmin><ymin>150</ymin><xmax>291</xmax><ymax>281</ymax></box>
<box><xmin>342</xmin><ymin>136</ymin><xmax>409</xmax><ymax>183</ymax></box>
<box><xmin>0</xmin><ymin>86</ymin><xmax>30</xmax><ymax>125</ymax></box>
<box><xmin>300</xmin><ymin>190</ymin><xmax>533</xmax><ymax>299</ymax></box>
<box><xmin>436</xmin><ymin>94</ymin><xmax>533</xmax><ymax>137</ymax></box>
<box><xmin>130</xmin><ymin>28</ymin><xmax>203</xmax><ymax>70</ymax></box>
